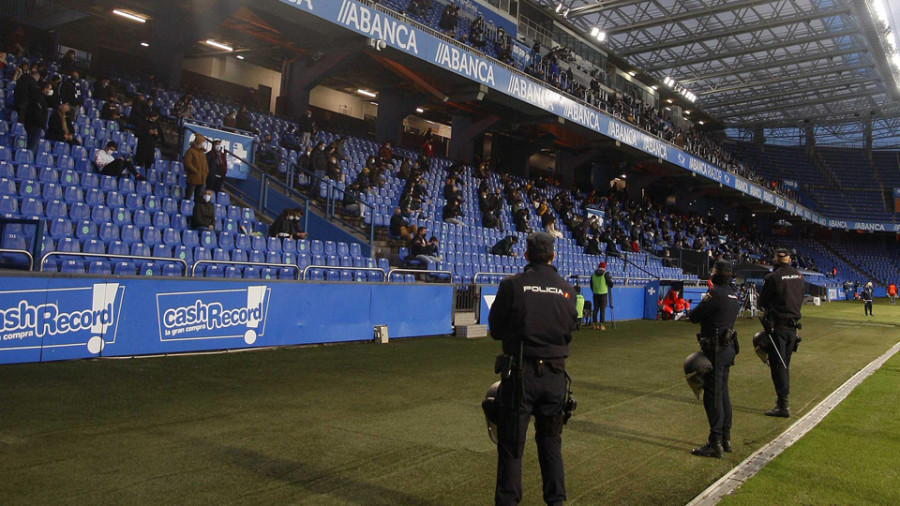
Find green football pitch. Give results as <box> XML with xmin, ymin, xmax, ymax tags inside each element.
<box><xmin>1</xmin><ymin>300</ymin><xmax>897</xmax><ymax>505</ymax></box>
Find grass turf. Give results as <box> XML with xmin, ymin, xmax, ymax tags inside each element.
<box><xmin>0</xmin><ymin>300</ymin><xmax>897</xmax><ymax>505</ymax></box>
<box><xmin>720</xmin><ymin>347</ymin><xmax>900</xmax><ymax>506</ymax></box>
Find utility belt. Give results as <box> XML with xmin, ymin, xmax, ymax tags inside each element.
<box><xmin>697</xmin><ymin>329</ymin><xmax>737</xmax><ymax>350</ymax></box>
<box><xmin>495</xmin><ymin>355</ymin><xmax>565</xmax><ymax>379</ymax></box>
<box><xmin>773</xmin><ymin>318</ymin><xmax>801</xmax><ymax>330</ymax></box>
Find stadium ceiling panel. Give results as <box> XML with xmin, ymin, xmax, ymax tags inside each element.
<box><xmin>537</xmin><ymin>0</ymin><xmax>900</xmax><ymax>137</ymax></box>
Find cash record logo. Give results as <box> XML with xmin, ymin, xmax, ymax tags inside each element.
<box><xmin>156</xmin><ymin>286</ymin><xmax>270</xmax><ymax>344</ymax></box>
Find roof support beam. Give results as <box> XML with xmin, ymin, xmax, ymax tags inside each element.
<box><xmin>606</xmin><ymin>0</ymin><xmax>769</xmax><ymax>35</ymax></box>
<box><xmin>716</xmin><ymin>88</ymin><xmax>880</xmax><ymax>118</ymax></box>
<box><xmin>696</xmin><ymin>63</ymin><xmax>873</xmax><ymax>95</ymax></box>
<box><xmin>678</xmin><ymin>47</ymin><xmax>866</xmax><ymax>83</ymax></box>
<box><xmin>703</xmin><ymin>76</ymin><xmax>880</xmax><ymax>109</ymax></box>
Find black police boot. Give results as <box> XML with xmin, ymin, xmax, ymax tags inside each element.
<box><xmin>722</xmin><ymin>429</ymin><xmax>733</xmax><ymax>453</ymax></box>
<box><xmin>765</xmin><ymin>397</ymin><xmax>790</xmax><ymax>418</ymax></box>
<box><xmin>691</xmin><ymin>434</ymin><xmax>723</xmax><ymax>458</ymax></box>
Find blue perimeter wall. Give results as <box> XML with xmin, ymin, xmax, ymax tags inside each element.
<box><xmin>479</xmin><ymin>285</ymin><xmax>647</xmax><ymax>329</ymax></box>
<box><xmin>0</xmin><ymin>275</ymin><xmax>451</xmax><ymax>364</ymax></box>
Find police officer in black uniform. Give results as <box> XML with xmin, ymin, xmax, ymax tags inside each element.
<box><xmin>757</xmin><ymin>248</ymin><xmax>804</xmax><ymax>418</ymax></box>
<box><xmin>489</xmin><ymin>232</ymin><xmax>577</xmax><ymax>506</ymax></box>
<box><xmin>688</xmin><ymin>260</ymin><xmax>741</xmax><ymax>458</ymax></box>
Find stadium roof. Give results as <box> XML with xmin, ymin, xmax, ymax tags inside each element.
<box><xmin>539</xmin><ymin>0</ymin><xmax>900</xmax><ymax>141</ymax></box>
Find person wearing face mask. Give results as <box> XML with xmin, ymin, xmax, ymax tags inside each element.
<box><xmin>206</xmin><ymin>139</ymin><xmax>228</xmax><ymax>193</ymax></box>
<box><xmin>135</xmin><ymin>108</ymin><xmax>166</xmax><ymax>169</ymax></box>
<box><xmin>183</xmin><ymin>134</ymin><xmax>210</xmax><ymax>201</ymax></box>
<box><xmin>24</xmin><ymin>77</ymin><xmax>50</xmax><ymax>153</ymax></box>
<box><xmin>310</xmin><ymin>142</ymin><xmax>328</xmax><ymax>177</ymax></box>
<box><xmin>687</xmin><ymin>260</ymin><xmax>740</xmax><ymax>458</ymax></box>
<box><xmin>269</xmin><ymin>208</ymin><xmax>307</xmax><ymax>240</ymax></box>
<box><xmin>326</xmin><ymin>154</ymin><xmax>343</xmax><ymax>182</ymax></box>
<box><xmin>255</xmin><ymin>133</ymin><xmax>279</xmax><ymax>169</ymax></box>
<box><xmin>58</xmin><ymin>70</ymin><xmax>84</xmax><ymax>121</ymax></box>
<box><xmin>46</xmin><ymin>102</ymin><xmax>81</xmax><ymax>146</ymax></box>
<box><xmin>94</xmin><ymin>141</ymin><xmax>145</xmax><ymax>180</ymax></box>
<box><xmin>191</xmin><ymin>190</ymin><xmax>216</xmax><ymax>230</ymax></box>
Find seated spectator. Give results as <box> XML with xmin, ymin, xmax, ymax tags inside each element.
<box><xmin>342</xmin><ymin>183</ymin><xmax>362</xmax><ymax>217</ymax></box>
<box><xmin>442</xmin><ymin>198</ymin><xmax>464</xmax><ymax>226</ymax></box>
<box><xmin>326</xmin><ymin>154</ymin><xmax>344</xmax><ymax>182</ymax></box>
<box><xmin>235</xmin><ymin>105</ymin><xmax>254</xmax><ymax>133</ymax></box>
<box><xmin>93</xmin><ymin>77</ymin><xmax>113</xmax><ymax>102</ymax></box>
<box><xmin>514</xmin><ymin>207</ymin><xmax>531</xmax><ymax>233</ymax></box>
<box><xmin>94</xmin><ymin>141</ymin><xmax>144</xmax><ymax>180</ymax></box>
<box><xmin>389</xmin><ymin>207</ymin><xmax>417</xmax><ymax>241</ymax></box>
<box><xmin>410</xmin><ymin>227</ymin><xmax>439</xmax><ymax>264</ymax></box>
<box><xmin>491</xmin><ymin>235</ymin><xmax>519</xmax><ymax>257</ymax></box>
<box><xmin>173</xmin><ymin>94</ymin><xmax>193</xmax><ymax>120</ymax></box>
<box><xmin>100</xmin><ymin>96</ymin><xmax>125</xmax><ymax>129</ymax></box>
<box><xmin>190</xmin><ymin>190</ymin><xmax>216</xmax><ymax>230</ymax></box>
<box><xmin>269</xmin><ymin>208</ymin><xmax>307</xmax><ymax>240</ymax></box>
<box><xmin>59</xmin><ymin>49</ymin><xmax>77</xmax><ymax>75</ymax></box>
<box><xmin>354</xmin><ymin>167</ymin><xmax>371</xmax><ymax>189</ymax></box>
<box><xmin>46</xmin><ymin>102</ymin><xmax>81</xmax><ymax>146</ymax></box>
<box><xmin>223</xmin><ymin>111</ymin><xmax>237</xmax><ymax>129</ymax></box>
<box><xmin>334</xmin><ymin>136</ymin><xmax>350</xmax><ymax>161</ymax></box>
<box><xmin>255</xmin><ymin>133</ymin><xmax>279</xmax><ymax>168</ymax></box>
<box><xmin>378</xmin><ymin>141</ymin><xmax>393</xmax><ymax>164</ymax></box>
<box><xmin>543</xmin><ymin>213</ymin><xmax>563</xmax><ymax>239</ymax></box>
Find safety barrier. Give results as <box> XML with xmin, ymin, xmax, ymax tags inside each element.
<box><xmin>387</xmin><ymin>268</ymin><xmax>454</xmax><ymax>283</ymax></box>
<box><xmin>40</xmin><ymin>251</ymin><xmax>188</xmax><ymax>275</ymax></box>
<box><xmin>0</xmin><ymin>248</ymin><xmax>34</xmax><ymax>271</ymax></box>
<box><xmin>190</xmin><ymin>259</ymin><xmax>300</xmax><ymax>279</ymax></box>
<box><xmin>301</xmin><ymin>264</ymin><xmax>387</xmax><ymax>282</ymax></box>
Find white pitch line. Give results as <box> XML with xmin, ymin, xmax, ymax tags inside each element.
<box><xmin>686</xmin><ymin>339</ymin><xmax>900</xmax><ymax>506</ymax></box>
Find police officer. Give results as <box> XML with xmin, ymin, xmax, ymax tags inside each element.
<box><xmin>757</xmin><ymin>248</ymin><xmax>804</xmax><ymax>418</ymax></box>
<box><xmin>489</xmin><ymin>232</ymin><xmax>577</xmax><ymax>506</ymax></box>
<box><xmin>688</xmin><ymin>260</ymin><xmax>741</xmax><ymax>457</ymax></box>
<box><xmin>861</xmin><ymin>282</ymin><xmax>874</xmax><ymax>317</ymax></box>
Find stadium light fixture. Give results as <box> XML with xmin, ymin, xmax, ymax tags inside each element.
<box><xmin>556</xmin><ymin>2</ymin><xmax>564</xmax><ymax>13</ymax></box>
<box><xmin>236</xmin><ymin>55</ymin><xmax>245</xmax><ymax>60</ymax></box>
<box><xmin>651</xmin><ymin>85</ymin><xmax>658</xmax><ymax>90</ymax></box>
<box><xmin>140</xmin><ymin>42</ymin><xmax>149</xmax><ymax>48</ymax></box>
<box><xmin>620</xmin><ymin>174</ymin><xmax>627</xmax><ymax>178</ymax></box>
<box><xmin>664</xmin><ymin>76</ymin><xmax>675</xmax><ymax>87</ymax></box>
<box><xmin>596</xmin><ymin>30</ymin><xmax>606</xmax><ymax>42</ymax></box>
<box><xmin>112</xmin><ymin>9</ymin><xmax>146</xmax><ymax>23</ymax></box>
<box><xmin>590</xmin><ymin>27</ymin><xmax>599</xmax><ymax>37</ymax></box>
<box><xmin>698</xmin><ymin>120</ymin><xmax>705</xmax><ymax>125</ymax></box>
<box><xmin>357</xmin><ymin>89</ymin><xmax>377</xmax><ymax>98</ymax></box>
<box><xmin>416</xmin><ymin>107</ymin><xmax>424</xmax><ymax>113</ymax></box>
<box><xmin>204</xmin><ymin>39</ymin><xmax>233</xmax><ymax>52</ymax></box>
<box><xmin>628</xmin><ymin>71</ymin><xmax>636</xmax><ymax>77</ymax></box>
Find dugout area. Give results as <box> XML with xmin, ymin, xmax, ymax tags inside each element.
<box><xmin>1</xmin><ymin>301</ymin><xmax>897</xmax><ymax>505</ymax></box>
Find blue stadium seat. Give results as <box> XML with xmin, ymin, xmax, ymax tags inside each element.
<box><xmin>249</xmin><ymin>250</ymin><xmax>265</xmax><ymax>264</ymax></box>
<box><xmin>260</xmin><ymin>268</ymin><xmax>276</xmax><ymax>280</ymax></box>
<box><xmin>108</xmin><ymin>241</ymin><xmax>129</xmax><ymax>257</ymax></box>
<box><xmin>216</xmin><ymin>192</ymin><xmax>230</xmax><ymax>206</ymax></box>
<box><xmin>144</xmin><ymin>195</ymin><xmax>159</xmax><ymax>212</ymax></box>
<box><xmin>135</xmin><ymin>180</ymin><xmax>152</xmax><ymax>196</ymax></box>
<box><xmin>200</xmin><ymin>230</ymin><xmax>217</xmax><ymax>248</ymax></box>
<box><xmin>0</xmin><ymin>177</ymin><xmax>14</xmax><ymax>196</ymax></box>
<box><xmin>125</xmin><ymin>193</ymin><xmax>143</xmax><ymax>210</ymax></box>
<box><xmin>121</xmin><ymin>225</ymin><xmax>141</xmax><ymax>245</ymax></box>
<box><xmin>118</xmin><ymin>178</ymin><xmax>135</xmax><ymax>194</ymax></box>
<box><xmin>162</xmin><ymin>263</ymin><xmax>182</xmax><ymax>277</ymax></box>
<box><xmin>267</xmin><ymin>237</ymin><xmax>282</xmax><ymax>253</ymax></box>
<box><xmin>143</xmin><ymin>226</ymin><xmax>162</xmax><ymax>246</ymax></box>
<box><xmin>112</xmin><ymin>260</ymin><xmax>136</xmax><ymax>276</ymax></box>
<box><xmin>69</xmin><ymin>202</ymin><xmax>90</xmax><ymax>221</ymax></box>
<box><xmin>310</xmin><ymin>240</ymin><xmax>323</xmax><ymax>256</ymax></box>
<box><xmin>98</xmin><ymin>222</ymin><xmax>119</xmax><ymax>243</ymax></box>
<box><xmin>74</xmin><ymin>220</ymin><xmax>98</xmax><ymax>240</ymax></box>
<box><xmin>0</xmin><ymin>194</ymin><xmax>17</xmax><ymax>215</ymax></box>
<box><xmin>138</xmin><ymin>262</ymin><xmax>162</xmax><ymax>277</ymax></box>
<box><xmin>91</xmin><ymin>204</ymin><xmax>111</xmax><ymax>223</ymax></box>
<box><xmin>180</xmin><ymin>199</ymin><xmax>194</xmax><ymax>215</ymax></box>
<box><xmin>18</xmin><ymin>179</ymin><xmax>40</xmax><ymax>198</ymax></box>
<box><xmin>100</xmin><ymin>175</ymin><xmax>117</xmax><ymax>192</ymax></box>
<box><xmin>82</xmin><ymin>239</ymin><xmax>105</xmax><ymax>256</ymax></box>
<box><xmin>49</xmin><ymin>218</ymin><xmax>72</xmax><ymax>239</ymax></box>
<box><xmin>234</xmin><ymin>234</ymin><xmax>251</xmax><ymax>251</ymax></box>
<box><xmin>106</xmin><ymin>191</ymin><xmax>124</xmax><ymax>208</ymax></box>
<box><xmin>14</xmin><ymin>149</ymin><xmax>34</xmax><ymax>165</ymax></box>
<box><xmin>39</xmin><ymin>167</ymin><xmax>59</xmax><ymax>183</ymax></box>
<box><xmin>152</xmin><ymin>211</ymin><xmax>169</xmax><ymax>228</ymax></box>
<box><xmin>112</xmin><ymin>208</ymin><xmax>132</xmax><ymax>226</ymax></box>
<box><xmin>133</xmin><ymin>209</ymin><xmax>151</xmax><ymax>229</ymax></box>
<box><xmin>87</xmin><ymin>260</ymin><xmax>112</xmax><ymax>275</ymax></box>
<box><xmin>0</xmin><ymin>162</ymin><xmax>12</xmax><ymax>178</ymax></box>
<box><xmin>182</xmin><ymin>229</ymin><xmax>200</xmax><ymax>249</ymax></box>
<box><xmin>59</xmin><ymin>259</ymin><xmax>85</xmax><ymax>274</ymax></box>
<box><xmin>81</xmin><ymin>172</ymin><xmax>99</xmax><ymax>189</ymax></box>
<box><xmin>173</xmin><ymin>245</ymin><xmax>192</xmax><ymax>264</ymax></box>
<box><xmin>219</xmin><ymin>232</ymin><xmax>234</xmax><ymax>251</ymax></box>
<box><xmin>222</xmin><ymin>219</ymin><xmax>238</xmax><ymax>234</ymax></box>
<box><xmin>163</xmin><ymin>228</ymin><xmax>181</xmax><ymax>248</ymax></box>
<box><xmin>251</xmin><ymin>235</ymin><xmax>267</xmax><ymax>251</ymax></box>
<box><xmin>162</xmin><ymin>197</ymin><xmax>178</xmax><ymax>215</ymax></box>
<box><xmin>243</xmin><ymin>266</ymin><xmax>261</xmax><ymax>279</ymax></box>
<box><xmin>193</xmin><ymin>247</ymin><xmax>211</xmax><ymax>263</ymax></box>
<box><xmin>224</xmin><ymin>266</ymin><xmax>241</xmax><ymax>278</ymax></box>
<box><xmin>84</xmin><ymin>188</ymin><xmax>104</xmax><ymax>206</ymax></box>
<box><xmin>204</xmin><ymin>264</ymin><xmax>224</xmax><ymax>278</ymax></box>
<box><xmin>20</xmin><ymin>197</ymin><xmax>42</xmax><ymax>217</ymax></box>
<box><xmin>282</xmin><ymin>238</ymin><xmax>297</xmax><ymax>254</ymax></box>
<box><xmin>153</xmin><ymin>244</ymin><xmax>172</xmax><ymax>258</ymax></box>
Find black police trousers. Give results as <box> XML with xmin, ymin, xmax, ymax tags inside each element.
<box><xmin>702</xmin><ymin>343</ymin><xmax>735</xmax><ymax>436</ymax></box>
<box><xmin>768</xmin><ymin>328</ymin><xmax>796</xmax><ymax>399</ymax></box>
<box><xmin>864</xmin><ymin>300</ymin><xmax>873</xmax><ymax>316</ymax></box>
<box><xmin>593</xmin><ymin>294</ymin><xmax>608</xmax><ymax>324</ymax></box>
<box><xmin>496</xmin><ymin>359</ymin><xmax>566</xmax><ymax>506</ymax></box>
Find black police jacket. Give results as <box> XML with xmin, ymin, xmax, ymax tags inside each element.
<box><xmin>689</xmin><ymin>283</ymin><xmax>740</xmax><ymax>338</ymax></box>
<box><xmin>489</xmin><ymin>263</ymin><xmax>577</xmax><ymax>359</ymax></box>
<box><xmin>758</xmin><ymin>263</ymin><xmax>803</xmax><ymax>324</ymax></box>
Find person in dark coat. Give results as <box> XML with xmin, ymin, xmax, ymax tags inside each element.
<box><xmin>58</xmin><ymin>71</ymin><xmax>84</xmax><ymax>121</ymax></box>
<box><xmin>191</xmin><ymin>189</ymin><xmax>216</xmax><ymax>230</ymax></box>
<box><xmin>23</xmin><ymin>75</ymin><xmax>49</xmax><ymax>153</ymax></box>
<box><xmin>134</xmin><ymin>109</ymin><xmax>166</xmax><ymax>169</ymax></box>
<box><xmin>206</xmin><ymin>139</ymin><xmax>227</xmax><ymax>193</ymax></box>
<box><xmin>46</xmin><ymin>102</ymin><xmax>80</xmax><ymax>145</ymax></box>
<box><xmin>14</xmin><ymin>68</ymin><xmax>38</xmax><ymax>122</ymax></box>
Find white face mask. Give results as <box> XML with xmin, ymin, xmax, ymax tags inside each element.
<box><xmin>106</xmin><ymin>149</ymin><xmax>115</xmax><ymax>155</ymax></box>
<box><xmin>203</xmin><ymin>194</ymin><xmax>212</xmax><ymax>203</ymax></box>
<box><xmin>319</xmin><ymin>146</ymin><xmax>325</xmax><ymax>151</ymax></box>
<box><xmin>215</xmin><ymin>145</ymin><xmax>223</xmax><ymax>152</ymax></box>
<box><xmin>44</xmin><ymin>89</ymin><xmax>53</xmax><ymax>96</ymax></box>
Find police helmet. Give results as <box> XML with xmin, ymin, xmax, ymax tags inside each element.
<box><xmin>683</xmin><ymin>352</ymin><xmax>713</xmax><ymax>399</ymax></box>
<box><xmin>752</xmin><ymin>330</ymin><xmax>770</xmax><ymax>365</ymax></box>
<box><xmin>481</xmin><ymin>381</ymin><xmax>502</xmax><ymax>444</ymax></box>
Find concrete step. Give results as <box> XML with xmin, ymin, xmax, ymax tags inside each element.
<box><xmin>455</xmin><ymin>324</ymin><xmax>488</xmax><ymax>338</ymax></box>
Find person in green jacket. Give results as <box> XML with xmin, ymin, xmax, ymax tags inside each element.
<box><xmin>574</xmin><ymin>284</ymin><xmax>585</xmax><ymax>330</ymax></box>
<box><xmin>590</xmin><ymin>261</ymin><xmax>614</xmax><ymax>330</ymax></box>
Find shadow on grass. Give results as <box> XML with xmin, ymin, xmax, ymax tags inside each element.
<box><xmin>566</xmin><ymin>419</ymin><xmax>694</xmax><ymax>451</ymax></box>
<box><xmin>579</xmin><ymin>381</ymin><xmax>760</xmax><ymax>415</ymax></box>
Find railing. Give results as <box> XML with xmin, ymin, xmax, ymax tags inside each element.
<box><xmin>191</xmin><ymin>259</ymin><xmax>300</xmax><ymax>279</ymax></box>
<box><xmin>0</xmin><ymin>248</ymin><xmax>34</xmax><ymax>270</ymax></box>
<box><xmin>301</xmin><ymin>265</ymin><xmax>387</xmax><ymax>281</ymax></box>
<box><xmin>387</xmin><ymin>268</ymin><xmax>454</xmax><ymax>283</ymax></box>
<box><xmin>293</xmin><ymin>166</ymin><xmax>377</xmax><ymax>246</ymax></box>
<box><xmin>39</xmin><ymin>252</ymin><xmax>189</xmax><ymax>275</ymax></box>
<box><xmin>473</xmin><ymin>271</ymin><xmax>512</xmax><ymax>283</ymax></box>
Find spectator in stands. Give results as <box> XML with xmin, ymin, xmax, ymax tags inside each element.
<box><xmin>442</xmin><ymin>197</ymin><xmax>464</xmax><ymax>226</ymax></box>
<box><xmin>11</xmin><ymin>61</ymin><xmax>29</xmax><ymax>83</ymax></box>
<box><xmin>236</xmin><ymin>105</ymin><xmax>254</xmax><ymax>133</ymax></box>
<box><xmin>514</xmin><ymin>207</ymin><xmax>532</xmax><ymax>234</ymax></box>
<box><xmin>334</xmin><ymin>136</ymin><xmax>350</xmax><ymax>161</ymax></box>
<box><xmin>100</xmin><ymin>96</ymin><xmax>125</xmax><ymax>130</ymax></box>
<box><xmin>542</xmin><ymin>213</ymin><xmax>563</xmax><ymax>239</ymax></box>
<box><xmin>470</xmin><ymin>15</ymin><xmax>486</xmax><ymax>49</ymax></box>
<box><xmin>59</xmin><ymin>49</ymin><xmax>77</xmax><ymax>75</ymax></box>
<box><xmin>58</xmin><ymin>70</ymin><xmax>83</xmax><ymax>121</ymax></box>
<box><xmin>397</xmin><ymin>157</ymin><xmax>412</xmax><ymax>180</ymax></box>
<box><xmin>173</xmin><ymin>94</ymin><xmax>193</xmax><ymax>120</ymax></box>
<box><xmin>389</xmin><ymin>207</ymin><xmax>417</xmax><ymax>241</ymax></box>
<box><xmin>13</xmin><ymin>67</ymin><xmax>38</xmax><ymax>122</ymax></box>
<box><xmin>407</xmin><ymin>0</ymin><xmax>426</xmax><ymax>16</ymax></box>
<box><xmin>298</xmin><ymin>109</ymin><xmax>315</xmax><ymax>146</ymax></box>
<box><xmin>491</xmin><ymin>235</ymin><xmax>519</xmax><ymax>257</ymax></box>
<box><xmin>311</xmin><ymin>141</ymin><xmax>328</xmax><ymax>177</ymax></box>
<box><xmin>438</xmin><ymin>4</ymin><xmax>459</xmax><ymax>33</ymax></box>
<box><xmin>183</xmin><ymin>133</ymin><xmax>209</xmax><ymax>201</ymax></box>
<box><xmin>420</xmin><ymin>136</ymin><xmax>434</xmax><ymax>170</ymax></box>
<box><xmin>443</xmin><ymin>176</ymin><xmax>462</xmax><ymax>203</ymax></box>
<box><xmin>190</xmin><ymin>189</ymin><xmax>216</xmax><ymax>230</ymax></box>
<box><xmin>326</xmin><ymin>154</ymin><xmax>344</xmax><ymax>182</ymax></box>
<box><xmin>223</xmin><ymin>111</ymin><xmax>237</xmax><ymax>129</ymax></box>
<box><xmin>46</xmin><ymin>102</ymin><xmax>80</xmax><ymax>146</ymax></box>
<box><xmin>294</xmin><ymin>145</ymin><xmax>313</xmax><ymax>176</ymax></box>
<box><xmin>94</xmin><ymin>141</ymin><xmax>144</xmax><ymax>180</ymax></box>
<box><xmin>342</xmin><ymin>183</ymin><xmax>363</xmax><ymax>217</ymax></box>
<box><xmin>255</xmin><ymin>133</ymin><xmax>279</xmax><ymax>169</ymax></box>
<box><xmin>134</xmin><ymin>108</ymin><xmax>165</xmax><ymax>169</ymax></box>
<box><xmin>410</xmin><ymin>227</ymin><xmax>440</xmax><ymax>264</ymax></box>
<box><xmin>44</xmin><ymin>75</ymin><xmax>61</xmax><ymax>110</ymax></box>
<box><xmin>270</xmin><ymin>208</ymin><xmax>307</xmax><ymax>240</ymax></box>
<box><xmin>22</xmin><ymin>73</ymin><xmax>47</xmax><ymax>153</ymax></box>
<box><xmin>128</xmin><ymin>94</ymin><xmax>148</xmax><ymax>129</ymax></box>
<box><xmin>93</xmin><ymin>77</ymin><xmax>113</xmax><ymax>102</ymax></box>
<box><xmin>206</xmin><ymin>139</ymin><xmax>227</xmax><ymax>193</ymax></box>
<box><xmin>378</xmin><ymin>142</ymin><xmax>393</xmax><ymax>164</ymax></box>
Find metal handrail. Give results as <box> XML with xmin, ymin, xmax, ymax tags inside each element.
<box><xmin>190</xmin><ymin>259</ymin><xmax>300</xmax><ymax>279</ymax></box>
<box><xmin>473</xmin><ymin>271</ymin><xmax>513</xmax><ymax>284</ymax></box>
<box><xmin>300</xmin><ymin>264</ymin><xmax>387</xmax><ymax>281</ymax></box>
<box><xmin>294</xmin><ymin>165</ymin><xmax>377</xmax><ymax>246</ymax></box>
<box><xmin>40</xmin><ymin>251</ymin><xmax>188</xmax><ymax>275</ymax></box>
<box><xmin>387</xmin><ymin>268</ymin><xmax>454</xmax><ymax>283</ymax></box>
<box><xmin>0</xmin><ymin>248</ymin><xmax>34</xmax><ymax>270</ymax></box>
